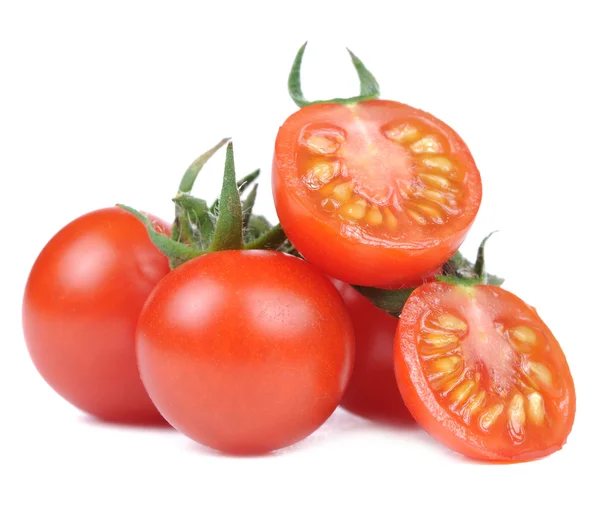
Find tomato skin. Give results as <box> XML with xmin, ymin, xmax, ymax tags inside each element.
<box><xmin>22</xmin><ymin>207</ymin><xmax>170</xmax><ymax>423</ymax></box>
<box><xmin>333</xmin><ymin>281</ymin><xmax>412</xmax><ymax>423</ymax></box>
<box><xmin>393</xmin><ymin>282</ymin><xmax>576</xmax><ymax>461</ymax></box>
<box><xmin>136</xmin><ymin>250</ymin><xmax>354</xmax><ymax>454</ymax></box>
<box><xmin>334</xmin><ymin>270</ymin><xmax>438</xmax><ymax>422</ymax></box>
<box><xmin>273</xmin><ymin>99</ymin><xmax>481</xmax><ymax>288</ymax></box>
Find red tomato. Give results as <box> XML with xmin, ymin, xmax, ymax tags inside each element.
<box><xmin>136</xmin><ymin>250</ymin><xmax>354</xmax><ymax>454</ymax></box>
<box><xmin>394</xmin><ymin>282</ymin><xmax>576</xmax><ymax>461</ymax></box>
<box><xmin>273</xmin><ymin>100</ymin><xmax>482</xmax><ymax>288</ymax></box>
<box><xmin>333</xmin><ymin>281</ymin><xmax>411</xmax><ymax>423</ymax></box>
<box><xmin>22</xmin><ymin>207</ymin><xmax>170</xmax><ymax>423</ymax></box>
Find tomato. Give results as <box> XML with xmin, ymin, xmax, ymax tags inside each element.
<box><xmin>394</xmin><ymin>282</ymin><xmax>576</xmax><ymax>461</ymax></box>
<box><xmin>22</xmin><ymin>207</ymin><xmax>170</xmax><ymax>423</ymax></box>
<box><xmin>333</xmin><ymin>280</ymin><xmax>411</xmax><ymax>423</ymax></box>
<box><xmin>273</xmin><ymin>100</ymin><xmax>482</xmax><ymax>288</ymax></box>
<box><xmin>333</xmin><ymin>274</ymin><xmax>440</xmax><ymax>423</ymax></box>
<box><xmin>136</xmin><ymin>250</ymin><xmax>354</xmax><ymax>454</ymax></box>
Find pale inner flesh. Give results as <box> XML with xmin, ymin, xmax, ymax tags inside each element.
<box><xmin>298</xmin><ymin>110</ymin><xmax>466</xmax><ymax>235</ymax></box>
<box><xmin>417</xmin><ymin>289</ymin><xmax>558</xmax><ymax>444</ymax></box>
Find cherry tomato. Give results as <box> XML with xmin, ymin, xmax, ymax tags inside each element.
<box><xmin>22</xmin><ymin>207</ymin><xmax>170</xmax><ymax>423</ymax></box>
<box><xmin>273</xmin><ymin>100</ymin><xmax>482</xmax><ymax>288</ymax></box>
<box><xmin>136</xmin><ymin>250</ymin><xmax>354</xmax><ymax>454</ymax></box>
<box><xmin>333</xmin><ymin>280</ymin><xmax>411</xmax><ymax>423</ymax></box>
<box><xmin>394</xmin><ymin>282</ymin><xmax>576</xmax><ymax>461</ymax></box>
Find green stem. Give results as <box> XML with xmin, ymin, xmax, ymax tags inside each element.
<box><xmin>244</xmin><ymin>224</ymin><xmax>287</xmax><ymax>251</ymax></box>
<box><xmin>209</xmin><ymin>142</ymin><xmax>244</xmax><ymax>251</ymax></box>
<box><xmin>288</xmin><ymin>42</ymin><xmax>380</xmax><ymax>108</ymax></box>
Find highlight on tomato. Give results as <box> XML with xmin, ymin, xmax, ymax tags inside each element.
<box><xmin>394</xmin><ymin>280</ymin><xmax>576</xmax><ymax>462</ymax></box>
<box><xmin>21</xmin><ymin>138</ymin><xmax>244</xmax><ymax>424</ymax></box>
<box><xmin>272</xmin><ymin>44</ymin><xmax>482</xmax><ymax>288</ymax></box>
<box><xmin>22</xmin><ymin>207</ymin><xmax>171</xmax><ymax>423</ymax></box>
<box><xmin>122</xmin><ymin>141</ymin><xmax>354</xmax><ymax>454</ymax></box>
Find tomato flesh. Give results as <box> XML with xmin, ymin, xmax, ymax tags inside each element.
<box><xmin>136</xmin><ymin>251</ymin><xmax>354</xmax><ymax>454</ymax></box>
<box><xmin>394</xmin><ymin>282</ymin><xmax>576</xmax><ymax>461</ymax></box>
<box><xmin>22</xmin><ymin>207</ymin><xmax>170</xmax><ymax>423</ymax></box>
<box><xmin>273</xmin><ymin>99</ymin><xmax>482</xmax><ymax>288</ymax></box>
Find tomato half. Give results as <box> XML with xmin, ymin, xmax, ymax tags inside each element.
<box><xmin>273</xmin><ymin>100</ymin><xmax>482</xmax><ymax>288</ymax></box>
<box><xmin>136</xmin><ymin>250</ymin><xmax>354</xmax><ymax>454</ymax></box>
<box><xmin>22</xmin><ymin>207</ymin><xmax>170</xmax><ymax>423</ymax></box>
<box><xmin>394</xmin><ymin>282</ymin><xmax>575</xmax><ymax>461</ymax></box>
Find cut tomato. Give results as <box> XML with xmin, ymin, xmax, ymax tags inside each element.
<box><xmin>273</xmin><ymin>100</ymin><xmax>482</xmax><ymax>288</ymax></box>
<box><xmin>394</xmin><ymin>282</ymin><xmax>575</xmax><ymax>461</ymax></box>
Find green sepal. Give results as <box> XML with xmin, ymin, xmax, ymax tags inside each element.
<box><xmin>241</xmin><ymin>184</ymin><xmax>258</xmax><ymax>230</ymax></box>
<box><xmin>435</xmin><ymin>275</ymin><xmax>483</xmax><ymax>287</ymax></box>
<box><xmin>172</xmin><ymin>195</ymin><xmax>214</xmax><ymax>250</ymax></box>
<box><xmin>209</xmin><ymin>168</ymin><xmax>261</xmax><ymax>214</ymax></box>
<box><xmin>244</xmin><ymin>214</ymin><xmax>273</xmax><ymax>243</ymax></box>
<box><xmin>352</xmin><ymin>286</ymin><xmax>414</xmax><ymax>317</ymax></box>
<box><xmin>178</xmin><ymin>137</ymin><xmax>230</xmax><ymax>194</ymax></box>
<box><xmin>244</xmin><ymin>224</ymin><xmax>287</xmax><ymax>251</ymax></box>
<box><xmin>208</xmin><ymin>142</ymin><xmax>244</xmax><ymax>251</ymax></box>
<box><xmin>474</xmin><ymin>231</ymin><xmax>499</xmax><ymax>284</ymax></box>
<box><xmin>118</xmin><ymin>204</ymin><xmax>203</xmax><ymax>268</ymax></box>
<box><xmin>288</xmin><ymin>42</ymin><xmax>380</xmax><ymax>108</ymax></box>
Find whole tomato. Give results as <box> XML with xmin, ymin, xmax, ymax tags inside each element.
<box><xmin>136</xmin><ymin>250</ymin><xmax>355</xmax><ymax>454</ymax></box>
<box><xmin>22</xmin><ymin>207</ymin><xmax>170</xmax><ymax>423</ymax></box>
<box><xmin>333</xmin><ymin>281</ymin><xmax>412</xmax><ymax>423</ymax></box>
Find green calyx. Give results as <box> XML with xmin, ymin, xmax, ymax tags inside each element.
<box><xmin>355</xmin><ymin>233</ymin><xmax>504</xmax><ymax>316</ymax></box>
<box><xmin>288</xmin><ymin>42</ymin><xmax>380</xmax><ymax>108</ymax></box>
<box><xmin>119</xmin><ymin>140</ymin><xmax>286</xmax><ymax>269</ymax></box>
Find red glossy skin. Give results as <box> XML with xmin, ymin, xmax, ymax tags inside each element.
<box><xmin>22</xmin><ymin>207</ymin><xmax>170</xmax><ymax>423</ymax></box>
<box><xmin>273</xmin><ymin>99</ymin><xmax>482</xmax><ymax>288</ymax></box>
<box><xmin>334</xmin><ymin>281</ymin><xmax>411</xmax><ymax>423</ymax></box>
<box><xmin>137</xmin><ymin>251</ymin><xmax>355</xmax><ymax>454</ymax></box>
<box><xmin>394</xmin><ymin>282</ymin><xmax>576</xmax><ymax>461</ymax></box>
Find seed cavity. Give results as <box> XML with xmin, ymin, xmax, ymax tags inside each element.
<box><xmin>412</xmin><ymin>201</ymin><xmax>445</xmax><ymax>223</ymax></box>
<box><xmin>507</xmin><ymin>394</ymin><xmax>526</xmax><ymax>441</ymax></box>
<box><xmin>365</xmin><ymin>206</ymin><xmax>383</xmax><ymax>226</ymax></box>
<box><xmin>436</xmin><ymin>314</ymin><xmax>468</xmax><ymax>333</ymax></box>
<box><xmin>304</xmin><ymin>161</ymin><xmax>339</xmax><ymax>189</ymax></box>
<box><xmin>527</xmin><ymin>392</ymin><xmax>545</xmax><ymax>426</ymax></box>
<box><xmin>421</xmin><ymin>156</ymin><xmax>453</xmax><ymax>173</ymax></box>
<box><xmin>332</xmin><ymin>182</ymin><xmax>354</xmax><ymax>203</ymax></box>
<box><xmin>450</xmin><ymin>379</ymin><xmax>476</xmax><ymax>409</ymax></box>
<box><xmin>338</xmin><ymin>198</ymin><xmax>367</xmax><ymax>221</ymax></box>
<box><xmin>384</xmin><ymin>124</ymin><xmax>421</xmax><ymax>144</ymax></box>
<box><xmin>321</xmin><ymin>198</ymin><xmax>339</xmax><ymax>212</ymax></box>
<box><xmin>410</xmin><ymin>135</ymin><xmax>443</xmax><ymax>154</ymax></box>
<box><xmin>421</xmin><ymin>188</ymin><xmax>448</xmax><ymax>205</ymax></box>
<box><xmin>383</xmin><ymin>207</ymin><xmax>398</xmax><ymax>230</ymax></box>
<box><xmin>527</xmin><ymin>361</ymin><xmax>553</xmax><ymax>389</ymax></box>
<box><xmin>303</xmin><ymin>133</ymin><xmax>343</xmax><ymax>155</ymax></box>
<box><xmin>479</xmin><ymin>404</ymin><xmax>504</xmax><ymax>431</ymax></box>
<box><xmin>510</xmin><ymin>326</ymin><xmax>537</xmax><ymax>346</ymax></box>
<box><xmin>407</xmin><ymin>208</ymin><xmax>428</xmax><ymax>225</ymax></box>
<box><xmin>420</xmin><ymin>173</ymin><xmax>452</xmax><ymax>190</ymax></box>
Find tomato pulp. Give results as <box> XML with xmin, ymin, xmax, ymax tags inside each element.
<box><xmin>394</xmin><ymin>282</ymin><xmax>575</xmax><ymax>461</ymax></box>
<box><xmin>137</xmin><ymin>250</ymin><xmax>355</xmax><ymax>454</ymax></box>
<box><xmin>273</xmin><ymin>100</ymin><xmax>482</xmax><ymax>288</ymax></box>
<box><xmin>22</xmin><ymin>207</ymin><xmax>170</xmax><ymax>423</ymax></box>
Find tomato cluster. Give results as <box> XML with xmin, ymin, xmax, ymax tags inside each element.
<box><xmin>22</xmin><ymin>44</ymin><xmax>575</xmax><ymax>462</ymax></box>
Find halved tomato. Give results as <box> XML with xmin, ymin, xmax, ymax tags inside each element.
<box><xmin>394</xmin><ymin>282</ymin><xmax>575</xmax><ymax>461</ymax></box>
<box><xmin>273</xmin><ymin>100</ymin><xmax>482</xmax><ymax>288</ymax></box>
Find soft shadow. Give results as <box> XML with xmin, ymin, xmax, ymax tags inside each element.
<box><xmin>79</xmin><ymin>414</ymin><xmax>173</xmax><ymax>431</ymax></box>
<box><xmin>187</xmin><ymin>408</ymin><xmax>372</xmax><ymax>459</ymax></box>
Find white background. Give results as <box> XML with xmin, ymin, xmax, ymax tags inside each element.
<box><xmin>2</xmin><ymin>1</ymin><xmax>598</xmax><ymax>510</ymax></box>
